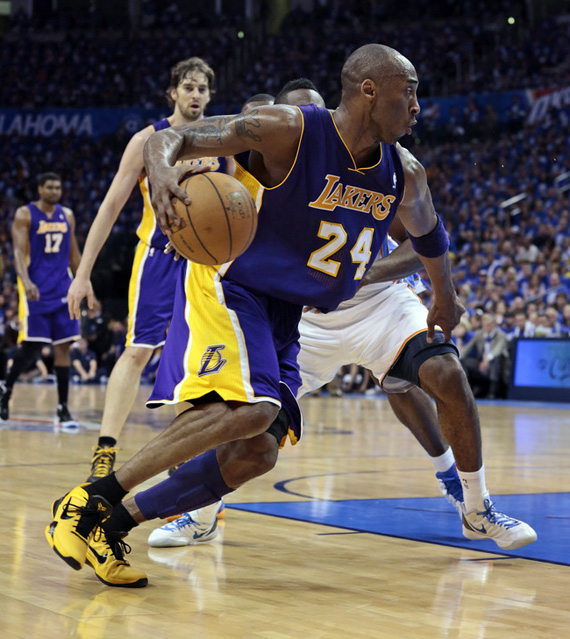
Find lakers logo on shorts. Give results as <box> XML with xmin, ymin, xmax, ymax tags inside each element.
<box><xmin>198</xmin><ymin>345</ymin><xmax>227</xmax><ymax>377</ymax></box>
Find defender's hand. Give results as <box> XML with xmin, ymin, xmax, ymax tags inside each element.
<box><xmin>426</xmin><ymin>294</ymin><xmax>465</xmax><ymax>343</ymax></box>
<box><xmin>164</xmin><ymin>241</ymin><xmax>182</xmax><ymax>261</ymax></box>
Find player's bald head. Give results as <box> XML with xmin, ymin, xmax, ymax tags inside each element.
<box><xmin>341</xmin><ymin>44</ymin><xmax>415</xmax><ymax>94</ymax></box>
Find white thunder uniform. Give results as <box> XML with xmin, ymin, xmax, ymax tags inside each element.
<box><xmin>297</xmin><ymin>236</ymin><xmax>429</xmax><ymax>396</ymax></box>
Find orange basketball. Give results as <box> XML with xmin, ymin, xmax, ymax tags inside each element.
<box><xmin>170</xmin><ymin>172</ymin><xmax>257</xmax><ymax>265</ymax></box>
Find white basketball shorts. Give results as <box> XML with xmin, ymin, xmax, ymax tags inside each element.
<box><xmin>297</xmin><ymin>280</ymin><xmax>429</xmax><ymax>397</ymax></box>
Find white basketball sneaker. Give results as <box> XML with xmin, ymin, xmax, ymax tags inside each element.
<box><xmin>148</xmin><ymin>501</ymin><xmax>224</xmax><ymax>548</ymax></box>
<box><xmin>462</xmin><ymin>495</ymin><xmax>537</xmax><ymax>550</ymax></box>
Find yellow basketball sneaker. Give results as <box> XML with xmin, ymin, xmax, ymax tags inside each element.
<box><xmin>87</xmin><ymin>446</ymin><xmax>119</xmax><ymax>483</ymax></box>
<box><xmin>45</xmin><ymin>484</ymin><xmax>112</xmax><ymax>570</ymax></box>
<box><xmin>85</xmin><ymin>527</ymin><xmax>148</xmax><ymax>588</ymax></box>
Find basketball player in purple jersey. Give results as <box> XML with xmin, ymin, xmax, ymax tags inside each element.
<box><xmin>147</xmin><ymin>82</ymin><xmax>464</xmax><ymax>548</ymax></box>
<box><xmin>47</xmin><ymin>45</ymin><xmax>535</xmax><ymax>587</ymax></box>
<box><xmin>1</xmin><ymin>173</ymin><xmax>81</xmax><ymax>428</ymax></box>
<box><xmin>66</xmin><ymin>57</ymin><xmax>233</xmax><ymax>483</ymax></box>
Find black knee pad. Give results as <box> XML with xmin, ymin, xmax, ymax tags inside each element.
<box><xmin>265</xmin><ymin>407</ymin><xmax>290</xmax><ymax>446</ymax></box>
<box><xmin>387</xmin><ymin>331</ymin><xmax>459</xmax><ymax>388</ymax></box>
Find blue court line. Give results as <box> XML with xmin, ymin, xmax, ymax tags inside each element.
<box><xmin>228</xmin><ymin>493</ymin><xmax>570</xmax><ymax>566</ymax></box>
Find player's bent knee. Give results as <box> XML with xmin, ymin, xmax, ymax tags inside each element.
<box><xmin>250</xmin><ymin>433</ymin><xmax>278</xmax><ymax>468</ymax></box>
<box><xmin>418</xmin><ymin>353</ymin><xmax>470</xmax><ymax>398</ymax></box>
<box><xmin>120</xmin><ymin>345</ymin><xmax>153</xmax><ymax>369</ymax></box>
<box><xmin>245</xmin><ymin>433</ymin><xmax>279</xmax><ymax>474</ymax></box>
<box><xmin>230</xmin><ymin>401</ymin><xmax>279</xmax><ymax>440</ymax></box>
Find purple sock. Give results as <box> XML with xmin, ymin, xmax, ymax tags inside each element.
<box><xmin>134</xmin><ymin>449</ymin><xmax>234</xmax><ymax>520</ymax></box>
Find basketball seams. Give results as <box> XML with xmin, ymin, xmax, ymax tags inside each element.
<box><xmin>232</xmin><ymin>180</ymin><xmax>258</xmax><ymax>255</ymax></box>
<box><xmin>175</xmin><ymin>177</ymin><xmax>217</xmax><ymax>263</ymax></box>
<box><xmin>202</xmin><ymin>173</ymin><xmax>233</xmax><ymax>263</ymax></box>
<box><xmin>171</xmin><ymin>172</ymin><xmax>257</xmax><ymax>265</ymax></box>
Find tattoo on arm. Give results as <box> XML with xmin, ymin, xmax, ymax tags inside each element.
<box><xmin>235</xmin><ymin>111</ymin><xmax>261</xmax><ymax>142</ymax></box>
<box><xmin>179</xmin><ymin>112</ymin><xmax>262</xmax><ymax>153</ymax></box>
<box><xmin>185</xmin><ymin>118</ymin><xmax>228</xmax><ymax>146</ymax></box>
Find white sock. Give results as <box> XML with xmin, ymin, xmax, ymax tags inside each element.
<box><xmin>457</xmin><ymin>466</ymin><xmax>488</xmax><ymax>512</ymax></box>
<box><xmin>429</xmin><ymin>446</ymin><xmax>456</xmax><ymax>473</ymax></box>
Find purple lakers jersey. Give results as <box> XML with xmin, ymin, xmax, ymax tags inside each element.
<box><xmin>24</xmin><ymin>202</ymin><xmax>73</xmax><ymax>309</ymax></box>
<box><xmin>224</xmin><ymin>104</ymin><xmax>405</xmax><ymax>311</ymax></box>
<box><xmin>138</xmin><ymin>118</ymin><xmax>229</xmax><ymax>250</ymax></box>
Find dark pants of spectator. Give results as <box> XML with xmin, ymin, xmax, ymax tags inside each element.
<box><xmin>460</xmin><ymin>357</ymin><xmax>505</xmax><ymax>399</ymax></box>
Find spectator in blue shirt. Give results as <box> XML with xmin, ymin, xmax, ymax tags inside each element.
<box><xmin>71</xmin><ymin>338</ymin><xmax>98</xmax><ymax>384</ymax></box>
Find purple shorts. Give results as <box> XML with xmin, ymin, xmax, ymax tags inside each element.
<box><xmin>125</xmin><ymin>242</ymin><xmax>185</xmax><ymax>348</ymax></box>
<box><xmin>18</xmin><ymin>301</ymin><xmax>80</xmax><ymax>344</ymax></box>
<box><xmin>147</xmin><ymin>263</ymin><xmax>303</xmax><ymax>434</ymax></box>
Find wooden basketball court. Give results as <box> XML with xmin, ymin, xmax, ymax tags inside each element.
<box><xmin>0</xmin><ymin>383</ymin><xmax>568</xmax><ymax>638</ymax></box>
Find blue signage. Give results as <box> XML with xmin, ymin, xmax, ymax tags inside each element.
<box><xmin>0</xmin><ymin>90</ymin><xmax>532</xmax><ymax>139</ymax></box>
<box><xmin>513</xmin><ymin>339</ymin><xmax>570</xmax><ymax>389</ymax></box>
<box><xmin>0</xmin><ymin>103</ymin><xmax>231</xmax><ymax>139</ymax></box>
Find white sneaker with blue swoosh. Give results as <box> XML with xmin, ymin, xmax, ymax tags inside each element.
<box><xmin>462</xmin><ymin>495</ymin><xmax>537</xmax><ymax>550</ymax></box>
<box><xmin>148</xmin><ymin>501</ymin><xmax>224</xmax><ymax>548</ymax></box>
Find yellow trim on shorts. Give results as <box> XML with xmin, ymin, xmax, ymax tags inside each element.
<box><xmin>16</xmin><ymin>277</ymin><xmax>29</xmax><ymax>343</ymax></box>
<box><xmin>135</xmin><ymin>177</ymin><xmax>157</xmax><ymax>246</ymax></box>
<box><xmin>172</xmin><ymin>263</ymin><xmax>265</xmax><ymax>405</ymax></box>
<box><xmin>125</xmin><ymin>241</ymin><xmax>150</xmax><ymax>347</ymax></box>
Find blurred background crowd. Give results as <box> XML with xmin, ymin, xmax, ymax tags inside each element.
<box><xmin>0</xmin><ymin>0</ymin><xmax>569</xmax><ymax>399</ymax></box>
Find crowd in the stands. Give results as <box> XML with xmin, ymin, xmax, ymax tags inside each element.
<box><xmin>1</xmin><ymin>1</ymin><xmax>569</xmax><ymax>397</ymax></box>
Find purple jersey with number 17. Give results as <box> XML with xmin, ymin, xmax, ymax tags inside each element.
<box><xmin>221</xmin><ymin>104</ymin><xmax>405</xmax><ymax>312</ymax></box>
<box><xmin>25</xmin><ymin>202</ymin><xmax>73</xmax><ymax>312</ymax></box>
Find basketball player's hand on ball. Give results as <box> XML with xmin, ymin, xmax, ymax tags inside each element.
<box><xmin>24</xmin><ymin>279</ymin><xmax>40</xmax><ymax>301</ymax></box>
<box><xmin>149</xmin><ymin>164</ymin><xmax>211</xmax><ymax>237</ymax></box>
<box><xmin>164</xmin><ymin>241</ymin><xmax>181</xmax><ymax>261</ymax></box>
<box><xmin>426</xmin><ymin>293</ymin><xmax>465</xmax><ymax>343</ymax></box>
<box><xmin>68</xmin><ymin>276</ymin><xmax>95</xmax><ymax>320</ymax></box>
